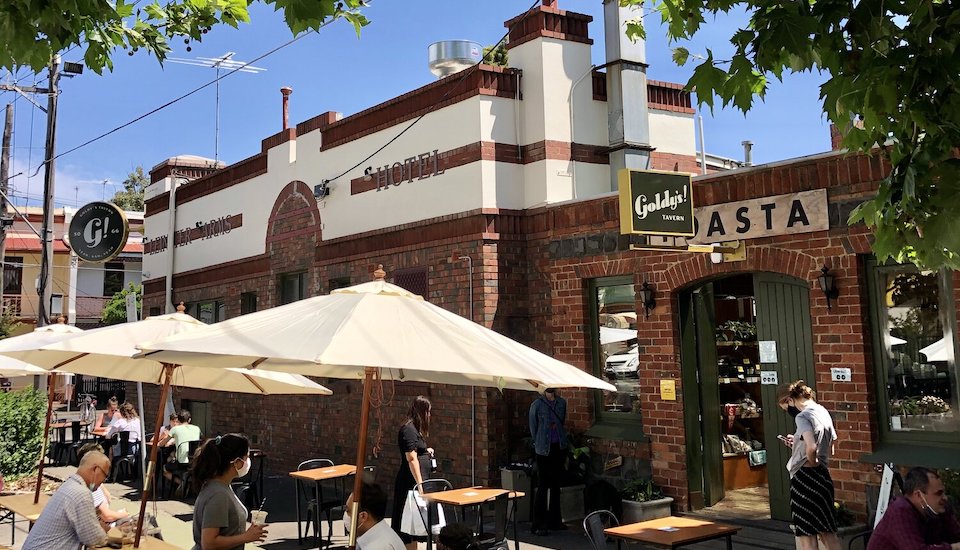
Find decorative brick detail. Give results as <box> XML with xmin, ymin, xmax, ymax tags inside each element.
<box><xmin>504</xmin><ymin>3</ymin><xmax>593</xmax><ymax>50</ymax></box>
<box><xmin>261</xmin><ymin>128</ymin><xmax>296</xmax><ymax>153</ymax></box>
<box><xmin>320</xmin><ymin>66</ymin><xmax>521</xmax><ymax>151</ymax></box>
<box><xmin>146</xmin><ymin>153</ymin><xmax>268</xmax><ymax>216</ymax></box>
<box><xmin>592</xmin><ymin>72</ymin><xmax>695</xmax><ymax>114</ymax></box>
<box><xmin>295</xmin><ymin>111</ymin><xmax>339</xmax><ymax>136</ymax></box>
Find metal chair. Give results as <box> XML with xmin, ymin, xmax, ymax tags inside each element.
<box><xmin>109</xmin><ymin>431</ymin><xmax>140</xmax><ymax>483</ymax></box>
<box><xmin>413</xmin><ymin>479</ymin><xmax>456</xmax><ymax>538</ymax></box>
<box><xmin>296</xmin><ymin>458</ymin><xmax>346</xmax><ymax>545</ymax></box>
<box><xmin>167</xmin><ymin>439</ymin><xmax>201</xmax><ymax>498</ymax></box>
<box><xmin>582</xmin><ymin>509</ymin><xmax>619</xmax><ymax>550</ymax></box>
<box><xmin>476</xmin><ymin>492</ymin><xmax>510</xmax><ymax>550</ymax></box>
<box><xmin>232</xmin><ymin>449</ymin><xmax>266</xmax><ymax>509</ymax></box>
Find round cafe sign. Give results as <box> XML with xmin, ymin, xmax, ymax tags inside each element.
<box><xmin>68</xmin><ymin>202</ymin><xmax>129</xmax><ymax>262</ymax></box>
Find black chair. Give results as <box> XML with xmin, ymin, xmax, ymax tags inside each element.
<box><xmin>477</xmin><ymin>492</ymin><xmax>510</xmax><ymax>550</ymax></box>
<box><xmin>167</xmin><ymin>439</ymin><xmax>201</xmax><ymax>498</ymax></box>
<box><xmin>232</xmin><ymin>449</ymin><xmax>266</xmax><ymax>509</ymax></box>
<box><xmin>582</xmin><ymin>510</ymin><xmax>619</xmax><ymax>550</ymax></box>
<box><xmin>296</xmin><ymin>458</ymin><xmax>346</xmax><ymax>545</ymax></box>
<box><xmin>413</xmin><ymin>479</ymin><xmax>457</xmax><ymax>539</ymax></box>
<box><xmin>109</xmin><ymin>431</ymin><xmax>140</xmax><ymax>483</ymax></box>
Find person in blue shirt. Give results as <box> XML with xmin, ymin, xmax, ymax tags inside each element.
<box><xmin>528</xmin><ymin>388</ymin><xmax>568</xmax><ymax>536</ymax></box>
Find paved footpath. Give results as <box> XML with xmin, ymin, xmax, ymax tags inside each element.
<box><xmin>3</xmin><ymin>467</ymin><xmax>798</xmax><ymax>549</ymax></box>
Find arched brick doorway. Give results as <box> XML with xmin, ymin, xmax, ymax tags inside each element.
<box><xmin>265</xmin><ymin>181</ymin><xmax>322</xmax><ymax>307</ymax></box>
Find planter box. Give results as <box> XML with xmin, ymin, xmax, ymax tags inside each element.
<box><xmin>500</xmin><ymin>468</ymin><xmax>531</xmax><ymax>522</ymax></box>
<box><xmin>560</xmin><ymin>484</ymin><xmax>585</xmax><ymax>524</ymax></box>
<box><xmin>622</xmin><ymin>497</ymin><xmax>674</xmax><ymax>523</ymax></box>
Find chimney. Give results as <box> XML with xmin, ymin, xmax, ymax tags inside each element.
<box><xmin>281</xmin><ymin>86</ymin><xmax>293</xmax><ymax>130</ymax></box>
<box><xmin>742</xmin><ymin>140</ymin><xmax>753</xmax><ymax>166</ymax></box>
<box><xmin>604</xmin><ymin>0</ymin><xmax>653</xmax><ymax>191</ymax></box>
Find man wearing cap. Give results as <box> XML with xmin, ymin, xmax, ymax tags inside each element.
<box><xmin>529</xmin><ymin>388</ymin><xmax>568</xmax><ymax>536</ymax></box>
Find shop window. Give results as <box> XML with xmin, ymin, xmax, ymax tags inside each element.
<box><xmin>191</xmin><ymin>300</ymin><xmax>225</xmax><ymax>324</ymax></box>
<box><xmin>588</xmin><ymin>276</ymin><xmax>642</xmax><ymax>424</ymax></box>
<box><xmin>394</xmin><ymin>268</ymin><xmax>428</xmax><ymax>299</ymax></box>
<box><xmin>328</xmin><ymin>277</ymin><xmax>351</xmax><ymax>294</ymax></box>
<box><xmin>240</xmin><ymin>292</ymin><xmax>257</xmax><ymax>315</ymax></box>
<box><xmin>279</xmin><ymin>272</ymin><xmax>308</xmax><ymax>305</ymax></box>
<box><xmin>867</xmin><ymin>260</ymin><xmax>958</xmax><ymax>443</ymax></box>
<box><xmin>102</xmin><ymin>262</ymin><xmax>124</xmax><ymax>297</ymax></box>
<box><xmin>3</xmin><ymin>257</ymin><xmax>22</xmax><ymax>294</ymax></box>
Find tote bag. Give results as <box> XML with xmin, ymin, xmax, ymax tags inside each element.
<box><xmin>399</xmin><ymin>490</ymin><xmax>447</xmax><ymax>537</ymax></box>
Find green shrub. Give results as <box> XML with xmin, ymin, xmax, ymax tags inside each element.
<box><xmin>0</xmin><ymin>388</ymin><xmax>46</xmax><ymax>479</ymax></box>
<box><xmin>620</xmin><ymin>478</ymin><xmax>664</xmax><ymax>502</ymax></box>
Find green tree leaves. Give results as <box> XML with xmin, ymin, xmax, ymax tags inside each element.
<box><xmin>0</xmin><ymin>0</ymin><xmax>370</xmax><ymax>75</ymax></box>
<box><xmin>101</xmin><ymin>283</ymin><xmax>143</xmax><ymax>325</ymax></box>
<box><xmin>624</xmin><ymin>0</ymin><xmax>960</xmax><ymax>269</ymax></box>
<box><xmin>111</xmin><ymin>166</ymin><xmax>148</xmax><ymax>212</ymax></box>
<box><xmin>0</xmin><ymin>388</ymin><xmax>46</xmax><ymax>479</ymax></box>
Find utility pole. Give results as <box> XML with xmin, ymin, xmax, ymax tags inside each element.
<box><xmin>0</xmin><ymin>103</ymin><xmax>12</xmax><ymax>298</ymax></box>
<box><xmin>37</xmin><ymin>55</ymin><xmax>60</xmax><ymax>327</ymax></box>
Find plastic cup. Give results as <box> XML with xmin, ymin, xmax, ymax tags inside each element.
<box><xmin>250</xmin><ymin>510</ymin><xmax>268</xmax><ymax>526</ymax></box>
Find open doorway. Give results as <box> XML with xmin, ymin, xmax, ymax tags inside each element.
<box><xmin>680</xmin><ymin>273</ymin><xmax>816</xmax><ymax>521</ymax></box>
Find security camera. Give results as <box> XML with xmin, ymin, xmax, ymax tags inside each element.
<box><xmin>314</xmin><ymin>181</ymin><xmax>330</xmax><ymax>199</ymax></box>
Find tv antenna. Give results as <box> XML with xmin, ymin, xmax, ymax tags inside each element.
<box><xmin>167</xmin><ymin>52</ymin><xmax>266</xmax><ymax>162</ymax></box>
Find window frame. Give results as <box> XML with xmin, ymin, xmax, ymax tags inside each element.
<box><xmin>102</xmin><ymin>262</ymin><xmax>125</xmax><ymax>297</ymax></box>
<box><xmin>3</xmin><ymin>256</ymin><xmax>22</xmax><ymax>294</ymax></box>
<box><xmin>240</xmin><ymin>292</ymin><xmax>257</xmax><ymax>315</ymax></box>
<box><xmin>279</xmin><ymin>271</ymin><xmax>308</xmax><ymax>305</ymax></box>
<box><xmin>585</xmin><ymin>275</ymin><xmax>647</xmax><ymax>441</ymax></box>
<box><xmin>192</xmin><ymin>299</ymin><xmax>225</xmax><ymax>324</ymax></box>
<box><xmin>866</xmin><ymin>257</ymin><xmax>959</xmax><ymax>447</ymax></box>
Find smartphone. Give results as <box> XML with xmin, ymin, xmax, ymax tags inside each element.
<box><xmin>776</xmin><ymin>434</ymin><xmax>788</xmax><ymax>442</ymax></box>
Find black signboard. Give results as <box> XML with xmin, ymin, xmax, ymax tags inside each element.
<box><xmin>618</xmin><ymin>169</ymin><xmax>695</xmax><ymax>236</ymax></box>
<box><xmin>68</xmin><ymin>202</ymin><xmax>129</xmax><ymax>262</ymax></box>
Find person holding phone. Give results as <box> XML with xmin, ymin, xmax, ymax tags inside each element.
<box><xmin>778</xmin><ymin>380</ymin><xmax>840</xmax><ymax>550</ymax></box>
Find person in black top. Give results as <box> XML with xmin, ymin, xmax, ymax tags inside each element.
<box><xmin>392</xmin><ymin>395</ymin><xmax>434</xmax><ymax>550</ymax></box>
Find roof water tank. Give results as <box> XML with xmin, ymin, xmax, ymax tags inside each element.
<box><xmin>428</xmin><ymin>40</ymin><xmax>483</xmax><ymax>78</ymax></box>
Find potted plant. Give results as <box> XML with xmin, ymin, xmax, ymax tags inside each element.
<box><xmin>834</xmin><ymin>502</ymin><xmax>869</xmax><ymax>550</ymax></box>
<box><xmin>620</xmin><ymin>478</ymin><xmax>674</xmax><ymax>523</ymax></box>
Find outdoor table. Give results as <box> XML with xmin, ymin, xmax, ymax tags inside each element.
<box><xmin>0</xmin><ymin>493</ymin><xmax>49</xmax><ymax>544</ymax></box>
<box><xmin>421</xmin><ymin>487</ymin><xmax>522</xmax><ymax>550</ymax></box>
<box><xmin>289</xmin><ymin>463</ymin><xmax>356</xmax><ymax>549</ymax></box>
<box><xmin>604</xmin><ymin>516</ymin><xmax>740</xmax><ymax>550</ymax></box>
<box><xmin>94</xmin><ymin>534</ymin><xmax>181</xmax><ymax>549</ymax></box>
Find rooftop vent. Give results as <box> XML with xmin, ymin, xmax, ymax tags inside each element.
<box><xmin>428</xmin><ymin>40</ymin><xmax>483</xmax><ymax>78</ymax></box>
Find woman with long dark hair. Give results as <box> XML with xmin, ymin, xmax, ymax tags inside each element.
<box><xmin>392</xmin><ymin>395</ymin><xmax>434</xmax><ymax>550</ymax></box>
<box><xmin>190</xmin><ymin>433</ymin><xmax>267</xmax><ymax>550</ymax></box>
<box><xmin>778</xmin><ymin>380</ymin><xmax>841</xmax><ymax>550</ymax></box>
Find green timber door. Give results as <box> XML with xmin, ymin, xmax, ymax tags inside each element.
<box><xmin>753</xmin><ymin>273</ymin><xmax>817</xmax><ymax>521</ymax></box>
<box><xmin>681</xmin><ymin>284</ymin><xmax>725</xmax><ymax>507</ymax></box>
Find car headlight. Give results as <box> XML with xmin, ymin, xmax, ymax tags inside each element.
<box><xmin>627</xmin><ymin>356</ymin><xmax>639</xmax><ymax>368</ymax></box>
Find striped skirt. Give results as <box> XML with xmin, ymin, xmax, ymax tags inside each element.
<box><xmin>790</xmin><ymin>465</ymin><xmax>838</xmax><ymax>536</ymax></box>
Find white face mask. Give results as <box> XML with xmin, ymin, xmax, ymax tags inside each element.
<box><xmin>235</xmin><ymin>457</ymin><xmax>251</xmax><ymax>478</ymax></box>
<box><xmin>343</xmin><ymin>510</ymin><xmax>351</xmax><ymax>535</ymax></box>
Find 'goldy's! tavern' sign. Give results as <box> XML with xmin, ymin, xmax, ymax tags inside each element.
<box><xmin>619</xmin><ymin>169</ymin><xmax>695</xmax><ymax>236</ymax></box>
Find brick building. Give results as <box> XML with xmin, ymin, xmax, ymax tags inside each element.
<box><xmin>139</xmin><ymin>0</ymin><xmax>957</xmax><ymax>522</ymax></box>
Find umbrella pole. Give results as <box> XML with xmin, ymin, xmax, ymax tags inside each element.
<box><xmin>34</xmin><ymin>373</ymin><xmax>56</xmax><ymax>504</ymax></box>
<box><xmin>348</xmin><ymin>367</ymin><xmax>376</xmax><ymax>550</ymax></box>
<box><xmin>134</xmin><ymin>364</ymin><xmax>173</xmax><ymax>548</ymax></box>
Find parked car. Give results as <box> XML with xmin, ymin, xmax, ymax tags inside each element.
<box><xmin>605</xmin><ymin>344</ymin><xmax>639</xmax><ymax>378</ymax></box>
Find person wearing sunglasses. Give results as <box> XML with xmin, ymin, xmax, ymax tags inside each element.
<box><xmin>22</xmin><ymin>450</ymin><xmax>111</xmax><ymax>550</ymax></box>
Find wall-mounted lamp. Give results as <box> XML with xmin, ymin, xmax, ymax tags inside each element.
<box><xmin>640</xmin><ymin>281</ymin><xmax>656</xmax><ymax>318</ymax></box>
<box><xmin>818</xmin><ymin>266</ymin><xmax>839</xmax><ymax>310</ymax></box>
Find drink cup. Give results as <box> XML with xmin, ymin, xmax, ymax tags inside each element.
<box><xmin>250</xmin><ymin>510</ymin><xmax>268</xmax><ymax>526</ymax></box>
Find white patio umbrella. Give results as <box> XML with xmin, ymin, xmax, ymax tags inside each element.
<box><xmin>888</xmin><ymin>334</ymin><xmax>907</xmax><ymax>346</ymax></box>
<box><xmin>136</xmin><ymin>266</ymin><xmax>616</xmax><ymax>546</ymax></box>
<box><xmin>2</xmin><ymin>308</ymin><xmax>332</xmax><ymax>547</ymax></box>
<box><xmin>0</xmin><ymin>356</ymin><xmax>46</xmax><ymax>377</ymax></box>
<box><xmin>921</xmin><ymin>338</ymin><xmax>950</xmax><ymax>362</ymax></box>
<box><xmin>0</xmin><ymin>320</ymin><xmax>84</xmax><ymax>504</ymax></box>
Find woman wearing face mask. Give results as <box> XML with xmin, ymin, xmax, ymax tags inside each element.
<box><xmin>190</xmin><ymin>433</ymin><xmax>267</xmax><ymax>550</ymax></box>
<box><xmin>778</xmin><ymin>380</ymin><xmax>840</xmax><ymax>550</ymax></box>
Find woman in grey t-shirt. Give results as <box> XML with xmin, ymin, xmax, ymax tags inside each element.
<box><xmin>778</xmin><ymin>380</ymin><xmax>840</xmax><ymax>550</ymax></box>
<box><xmin>190</xmin><ymin>433</ymin><xmax>267</xmax><ymax>550</ymax></box>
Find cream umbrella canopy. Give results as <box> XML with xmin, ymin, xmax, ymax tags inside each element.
<box><xmin>136</xmin><ymin>266</ymin><xmax>616</xmax><ymax>546</ymax></box>
<box><xmin>0</xmin><ymin>320</ymin><xmax>84</xmax><ymax>504</ymax></box>
<box><xmin>4</xmin><ymin>308</ymin><xmax>332</xmax><ymax>547</ymax></box>
<box><xmin>0</xmin><ymin>356</ymin><xmax>46</xmax><ymax>377</ymax></box>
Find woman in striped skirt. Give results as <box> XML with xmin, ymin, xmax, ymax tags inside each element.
<box><xmin>778</xmin><ymin>380</ymin><xmax>841</xmax><ymax>550</ymax></box>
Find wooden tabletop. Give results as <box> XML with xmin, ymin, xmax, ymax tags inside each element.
<box><xmin>0</xmin><ymin>493</ymin><xmax>50</xmax><ymax>521</ymax></box>
<box><xmin>289</xmin><ymin>464</ymin><xmax>356</xmax><ymax>482</ymax></box>
<box><xmin>94</xmin><ymin>535</ymin><xmax>182</xmax><ymax>549</ymax></box>
<box><xmin>605</xmin><ymin>516</ymin><xmax>740</xmax><ymax>548</ymax></box>
<box><xmin>421</xmin><ymin>487</ymin><xmax>509</xmax><ymax>507</ymax></box>
<box><xmin>50</xmin><ymin>420</ymin><xmax>89</xmax><ymax>429</ymax></box>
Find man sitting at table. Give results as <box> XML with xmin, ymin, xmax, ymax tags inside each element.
<box><xmin>77</xmin><ymin>443</ymin><xmax>129</xmax><ymax>525</ymax></box>
<box><xmin>157</xmin><ymin>408</ymin><xmax>201</xmax><ymax>489</ymax></box>
<box><xmin>867</xmin><ymin>467</ymin><xmax>960</xmax><ymax>550</ymax></box>
<box><xmin>345</xmin><ymin>483</ymin><xmax>406</xmax><ymax>550</ymax></box>
<box><xmin>21</xmin><ymin>450</ymin><xmax>110</xmax><ymax>550</ymax></box>
<box><xmin>437</xmin><ymin>523</ymin><xmax>481</xmax><ymax>550</ymax></box>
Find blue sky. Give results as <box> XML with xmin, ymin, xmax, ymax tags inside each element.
<box><xmin>1</xmin><ymin>0</ymin><xmax>831</xmax><ymax>210</ymax></box>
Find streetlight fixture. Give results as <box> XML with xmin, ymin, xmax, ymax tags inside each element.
<box><xmin>818</xmin><ymin>266</ymin><xmax>839</xmax><ymax>310</ymax></box>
